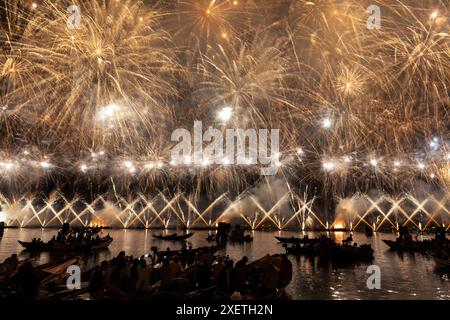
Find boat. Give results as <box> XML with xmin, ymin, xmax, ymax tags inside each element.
<box><xmin>37</xmin><ymin>256</ymin><xmax>80</xmax><ymax>274</ymax></box>
<box><xmin>382</xmin><ymin>239</ymin><xmax>422</xmax><ymax>252</ymax></box>
<box><xmin>18</xmin><ymin>240</ymin><xmax>51</xmax><ymax>251</ymax></box>
<box><xmin>274</xmin><ymin>235</ymin><xmax>319</xmax><ymax>245</ymax></box>
<box><xmin>88</xmin><ymin>236</ymin><xmax>113</xmax><ymax>250</ymax></box>
<box><xmin>51</xmin><ymin>242</ymin><xmax>79</xmax><ymax>252</ymax></box>
<box><xmin>70</xmin><ymin>226</ymin><xmax>104</xmax><ymax>235</ymax></box>
<box><xmin>284</xmin><ymin>243</ymin><xmax>319</xmax><ymax>256</ymax></box>
<box><xmin>0</xmin><ymin>258</ymin><xmax>33</xmax><ymax>280</ymax></box>
<box><xmin>284</xmin><ymin>238</ymin><xmax>374</xmax><ymax>262</ymax></box>
<box><xmin>247</xmin><ymin>254</ymin><xmax>293</xmax><ymax>289</ymax></box>
<box><xmin>18</xmin><ymin>236</ymin><xmax>113</xmax><ymax>252</ymax></box>
<box><xmin>153</xmin><ymin>233</ymin><xmax>194</xmax><ymax>241</ymax></box>
<box><xmin>53</xmin><ymin>236</ymin><xmax>114</xmax><ymax>252</ymax></box>
<box><xmin>153</xmin><ymin>245</ymin><xmax>220</xmax><ymax>262</ymax></box>
<box><xmin>184</xmin><ymin>285</ymin><xmax>217</xmax><ymax>301</ymax></box>
<box><xmin>37</xmin><ymin>256</ymin><xmax>80</xmax><ymax>286</ymax></box>
<box><xmin>326</xmin><ymin>244</ymin><xmax>374</xmax><ymax>262</ymax></box>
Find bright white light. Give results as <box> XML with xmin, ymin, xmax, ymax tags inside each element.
<box><xmin>431</xmin><ymin>11</ymin><xmax>438</xmax><ymax>19</ymax></box>
<box><xmin>98</xmin><ymin>103</ymin><xmax>119</xmax><ymax>121</ymax></box>
<box><xmin>124</xmin><ymin>161</ymin><xmax>133</xmax><ymax>168</ymax></box>
<box><xmin>80</xmin><ymin>164</ymin><xmax>88</xmax><ymax>172</ymax></box>
<box><xmin>123</xmin><ymin>161</ymin><xmax>136</xmax><ymax>173</ymax></box>
<box><xmin>0</xmin><ymin>211</ymin><xmax>6</xmax><ymax>222</ymax></box>
<box><xmin>323</xmin><ymin>161</ymin><xmax>335</xmax><ymax>171</ymax></box>
<box><xmin>217</xmin><ymin>107</ymin><xmax>233</xmax><ymax>122</ymax></box>
<box><xmin>40</xmin><ymin>161</ymin><xmax>51</xmax><ymax>169</ymax></box>
<box><xmin>418</xmin><ymin>163</ymin><xmax>426</xmax><ymax>170</ymax></box>
<box><xmin>321</xmin><ymin>118</ymin><xmax>333</xmax><ymax>129</ymax></box>
<box><xmin>429</xmin><ymin>137</ymin><xmax>439</xmax><ymax>149</ymax></box>
<box><xmin>394</xmin><ymin>161</ymin><xmax>401</xmax><ymax>167</ymax></box>
<box><xmin>184</xmin><ymin>156</ymin><xmax>192</xmax><ymax>165</ymax></box>
<box><xmin>222</xmin><ymin>157</ymin><xmax>231</xmax><ymax>165</ymax></box>
<box><xmin>156</xmin><ymin>161</ymin><xmax>163</xmax><ymax>168</ymax></box>
<box><xmin>297</xmin><ymin>148</ymin><xmax>304</xmax><ymax>155</ymax></box>
<box><xmin>343</xmin><ymin>156</ymin><xmax>352</xmax><ymax>163</ymax></box>
<box><xmin>1</xmin><ymin>162</ymin><xmax>15</xmax><ymax>171</ymax></box>
<box><xmin>370</xmin><ymin>159</ymin><xmax>378</xmax><ymax>167</ymax></box>
<box><xmin>430</xmin><ymin>173</ymin><xmax>436</xmax><ymax>179</ymax></box>
<box><xmin>145</xmin><ymin>162</ymin><xmax>154</xmax><ymax>169</ymax></box>
<box><xmin>202</xmin><ymin>158</ymin><xmax>210</xmax><ymax>166</ymax></box>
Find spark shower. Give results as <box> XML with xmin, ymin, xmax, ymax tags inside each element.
<box><xmin>1</xmin><ymin>0</ymin><xmax>450</xmax><ymax>220</ymax></box>
<box><xmin>0</xmin><ymin>191</ymin><xmax>448</xmax><ymax>232</ymax></box>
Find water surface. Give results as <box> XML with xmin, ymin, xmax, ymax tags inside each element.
<box><xmin>0</xmin><ymin>229</ymin><xmax>449</xmax><ymax>300</ymax></box>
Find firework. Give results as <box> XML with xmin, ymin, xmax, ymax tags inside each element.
<box><xmin>0</xmin><ymin>0</ymin><xmax>448</xmax><ymax>199</ymax></box>
<box><xmin>1</xmin><ymin>0</ymin><xmax>180</xmax><ymax>153</ymax></box>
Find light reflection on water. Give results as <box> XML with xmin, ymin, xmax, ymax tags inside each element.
<box><xmin>0</xmin><ymin>228</ymin><xmax>449</xmax><ymax>300</ymax></box>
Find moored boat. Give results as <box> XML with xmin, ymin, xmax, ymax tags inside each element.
<box><xmin>284</xmin><ymin>243</ymin><xmax>319</xmax><ymax>256</ymax></box>
<box><xmin>18</xmin><ymin>235</ymin><xmax>113</xmax><ymax>252</ymax></box>
<box><xmin>382</xmin><ymin>239</ymin><xmax>422</xmax><ymax>252</ymax></box>
<box><xmin>153</xmin><ymin>245</ymin><xmax>220</xmax><ymax>263</ymax></box>
<box><xmin>326</xmin><ymin>244</ymin><xmax>374</xmax><ymax>262</ymax></box>
<box><xmin>88</xmin><ymin>236</ymin><xmax>114</xmax><ymax>250</ymax></box>
<box><xmin>284</xmin><ymin>237</ymin><xmax>374</xmax><ymax>262</ymax></box>
<box><xmin>18</xmin><ymin>240</ymin><xmax>51</xmax><ymax>251</ymax></box>
<box><xmin>275</xmin><ymin>235</ymin><xmax>320</xmax><ymax>245</ymax></box>
<box><xmin>153</xmin><ymin>233</ymin><xmax>194</xmax><ymax>241</ymax></box>
<box><xmin>247</xmin><ymin>254</ymin><xmax>293</xmax><ymax>289</ymax></box>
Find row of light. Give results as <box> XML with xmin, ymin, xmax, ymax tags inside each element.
<box><xmin>0</xmin><ymin>105</ymin><xmax>449</xmax><ymax>176</ymax></box>
<box><xmin>0</xmin><ymin>142</ymin><xmax>449</xmax><ymax>176</ymax></box>
<box><xmin>1</xmin><ymin>152</ymin><xmax>446</xmax><ymax>176</ymax></box>
<box><xmin>321</xmin><ymin>154</ymin><xmax>448</xmax><ymax>179</ymax></box>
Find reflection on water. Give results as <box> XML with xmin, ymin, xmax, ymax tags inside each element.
<box><xmin>0</xmin><ymin>228</ymin><xmax>449</xmax><ymax>300</ymax></box>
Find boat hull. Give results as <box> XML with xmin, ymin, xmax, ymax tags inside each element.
<box><xmin>18</xmin><ymin>237</ymin><xmax>113</xmax><ymax>252</ymax></box>
<box><xmin>153</xmin><ymin>233</ymin><xmax>194</xmax><ymax>241</ymax></box>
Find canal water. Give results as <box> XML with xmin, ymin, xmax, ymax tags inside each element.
<box><xmin>0</xmin><ymin>228</ymin><xmax>449</xmax><ymax>300</ymax></box>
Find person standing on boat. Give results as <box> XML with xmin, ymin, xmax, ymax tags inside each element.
<box><xmin>260</xmin><ymin>263</ymin><xmax>279</xmax><ymax>297</ymax></box>
<box><xmin>9</xmin><ymin>262</ymin><xmax>40</xmax><ymax>299</ymax></box>
<box><xmin>135</xmin><ymin>258</ymin><xmax>151</xmax><ymax>292</ymax></box>
<box><xmin>212</xmin><ymin>257</ymin><xmax>225</xmax><ymax>282</ymax></box>
<box><xmin>218</xmin><ymin>259</ymin><xmax>236</xmax><ymax>297</ymax></box>
<box><xmin>234</xmin><ymin>256</ymin><xmax>248</xmax><ymax>293</ymax></box>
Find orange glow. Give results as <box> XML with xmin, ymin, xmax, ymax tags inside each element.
<box><xmin>332</xmin><ymin>222</ymin><xmax>346</xmax><ymax>229</ymax></box>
